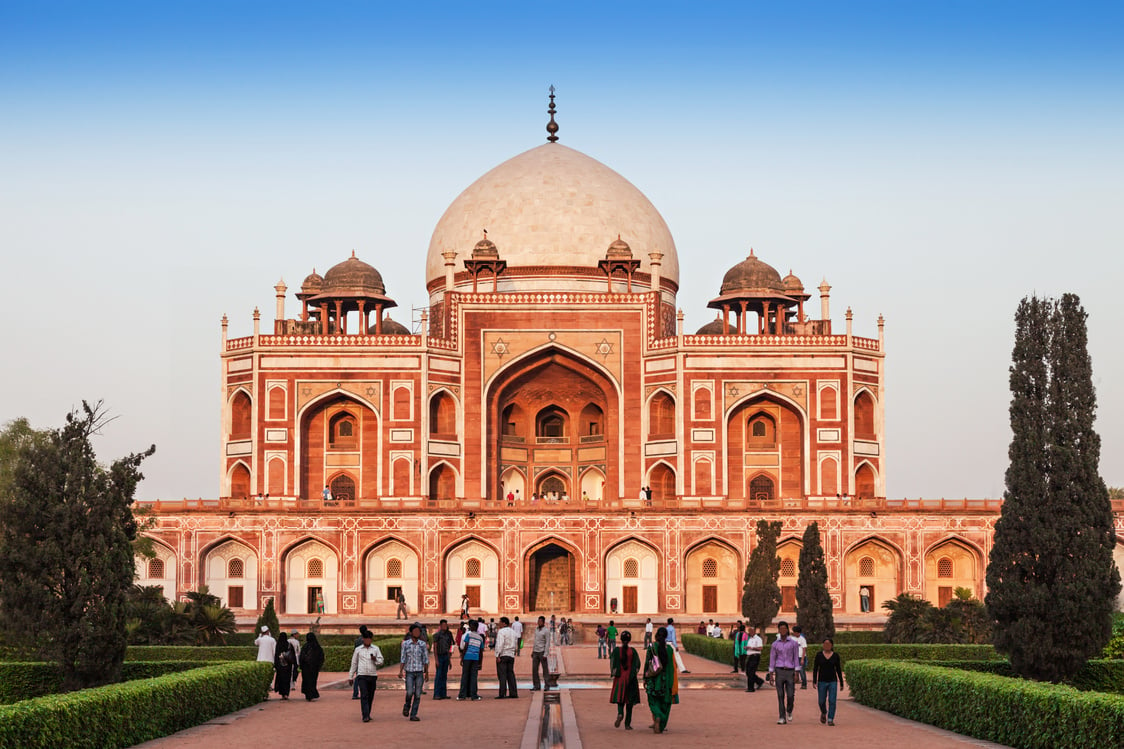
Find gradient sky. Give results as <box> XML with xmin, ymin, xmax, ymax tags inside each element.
<box><xmin>2</xmin><ymin>1</ymin><xmax>1121</xmax><ymax>500</ymax></box>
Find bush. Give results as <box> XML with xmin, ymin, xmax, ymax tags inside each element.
<box><xmin>681</xmin><ymin>634</ymin><xmax>1000</xmax><ymax>667</ymax></box>
<box><xmin>832</xmin><ymin>631</ymin><xmax>886</xmax><ymax>645</ymax></box>
<box><xmin>928</xmin><ymin>659</ymin><xmax>1124</xmax><ymax>695</ymax></box>
<box><xmin>1102</xmin><ymin>613</ymin><xmax>1124</xmax><ymax>660</ymax></box>
<box><xmin>124</xmin><ymin>638</ymin><xmax>402</xmax><ymax>671</ymax></box>
<box><xmin>222</xmin><ymin>632</ymin><xmax>373</xmax><ymax>648</ymax></box>
<box><xmin>847</xmin><ymin>660</ymin><xmax>1124</xmax><ymax>749</ymax></box>
<box><xmin>0</xmin><ymin>661</ymin><xmax>213</xmax><ymax>704</ymax></box>
<box><xmin>0</xmin><ymin>661</ymin><xmax>272</xmax><ymax>749</ymax></box>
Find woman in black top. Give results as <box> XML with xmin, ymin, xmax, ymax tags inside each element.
<box><xmin>811</xmin><ymin>637</ymin><xmax>844</xmax><ymax>725</ymax></box>
<box><xmin>299</xmin><ymin>632</ymin><xmax>326</xmax><ymax>701</ymax></box>
<box><xmin>274</xmin><ymin>632</ymin><xmax>296</xmax><ymax>700</ymax></box>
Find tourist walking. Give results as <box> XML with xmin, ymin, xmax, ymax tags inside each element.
<box><xmin>457</xmin><ymin>619</ymin><xmax>485</xmax><ymax>700</ymax></box>
<box><xmin>396</xmin><ymin>590</ymin><xmax>408</xmax><ymax>619</ymax></box>
<box><xmin>644</xmin><ymin>617</ymin><xmax>653</xmax><ymax>649</ymax></box>
<box><xmin>255</xmin><ymin>625</ymin><xmax>276</xmax><ymax>662</ymax></box>
<box><xmin>609</xmin><ymin>630</ymin><xmax>641</xmax><ymax>730</ymax></box>
<box><xmin>461</xmin><ymin>593</ymin><xmax>471</xmax><ymax>617</ymax></box>
<box><xmin>745</xmin><ymin>625</ymin><xmax>765</xmax><ymax>691</ymax></box>
<box><xmin>596</xmin><ymin>623</ymin><xmax>608</xmax><ymax>658</ymax></box>
<box><xmin>351</xmin><ymin>626</ymin><xmax>369</xmax><ymax>700</ymax></box>
<box><xmin>665</xmin><ymin>618</ymin><xmax>689</xmax><ymax>673</ymax></box>
<box><xmin>531</xmin><ymin>615</ymin><xmax>551</xmax><ymax>691</ymax></box>
<box><xmin>513</xmin><ymin>616</ymin><xmax>524</xmax><ymax>655</ymax></box>
<box><xmin>399</xmin><ymin>624</ymin><xmax>430</xmax><ymax>721</ymax></box>
<box><xmin>349</xmin><ymin>630</ymin><xmax>385</xmax><ymax>723</ymax></box>
<box><xmin>732</xmin><ymin>622</ymin><xmax>748</xmax><ymax>673</ymax></box>
<box><xmin>288</xmin><ymin>631</ymin><xmax>301</xmax><ymax>690</ymax></box>
<box><xmin>494</xmin><ymin>616</ymin><xmax>519</xmax><ymax>698</ymax></box>
<box><xmin>299</xmin><ymin>632</ymin><xmax>325</xmax><ymax>701</ymax></box>
<box><xmin>768</xmin><ymin>621</ymin><xmax>801</xmax><ymax>724</ymax></box>
<box><xmin>607</xmin><ymin>620</ymin><xmax>618</xmax><ymax>653</ymax></box>
<box><xmin>274</xmin><ymin>632</ymin><xmax>296</xmax><ymax>700</ymax></box>
<box><xmin>812</xmin><ymin>637</ymin><xmax>845</xmax><ymax>726</ymax></box>
<box><xmin>643</xmin><ymin>626</ymin><xmax>679</xmax><ymax>734</ymax></box>
<box><xmin>794</xmin><ymin>625</ymin><xmax>808</xmax><ymax>689</ymax></box>
<box><xmin>432</xmin><ymin>619</ymin><xmax>454</xmax><ymax>700</ymax></box>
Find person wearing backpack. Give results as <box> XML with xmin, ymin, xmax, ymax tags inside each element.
<box><xmin>457</xmin><ymin>618</ymin><xmax>485</xmax><ymax>700</ymax></box>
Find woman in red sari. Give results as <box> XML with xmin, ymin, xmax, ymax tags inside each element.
<box><xmin>609</xmin><ymin>630</ymin><xmax>641</xmax><ymax>729</ymax></box>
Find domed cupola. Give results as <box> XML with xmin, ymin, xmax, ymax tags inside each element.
<box><xmin>295</xmin><ymin>269</ymin><xmax>324</xmax><ymax>305</ymax></box>
<box><xmin>319</xmin><ymin>251</ymin><xmax>388</xmax><ymax>297</ymax></box>
<box><xmin>708</xmin><ymin>250</ymin><xmax>801</xmax><ymax>336</ymax></box>
<box><xmin>463</xmin><ymin>230</ymin><xmax>508</xmax><ymax>292</ymax></box>
<box><xmin>695</xmin><ymin>315</ymin><xmax>729</xmax><ymax>335</ymax></box>
<box><xmin>370</xmin><ymin>314</ymin><xmax>410</xmax><ymax>336</ymax></box>
<box><xmin>306</xmin><ymin>251</ymin><xmax>397</xmax><ymax>335</ymax></box>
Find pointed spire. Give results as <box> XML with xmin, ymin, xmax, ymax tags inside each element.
<box><xmin>546</xmin><ymin>85</ymin><xmax>559</xmax><ymax>143</ymax></box>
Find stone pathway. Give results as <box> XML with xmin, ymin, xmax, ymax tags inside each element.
<box><xmin>134</xmin><ymin>641</ymin><xmax>1009</xmax><ymax>748</ymax></box>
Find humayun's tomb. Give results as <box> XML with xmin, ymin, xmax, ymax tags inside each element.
<box><xmin>137</xmin><ymin>98</ymin><xmax>1124</xmax><ymax>625</ymax></box>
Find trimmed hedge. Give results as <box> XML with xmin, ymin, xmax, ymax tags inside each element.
<box><xmin>681</xmin><ymin>634</ymin><xmax>1000</xmax><ymax>666</ymax></box>
<box><xmin>832</xmin><ymin>630</ymin><xmax>886</xmax><ymax>645</ymax></box>
<box><xmin>927</xmin><ymin>659</ymin><xmax>1124</xmax><ymax>695</ymax></box>
<box><xmin>125</xmin><ymin>637</ymin><xmax>403</xmax><ymax>672</ymax></box>
<box><xmin>0</xmin><ymin>661</ymin><xmax>272</xmax><ymax>749</ymax></box>
<box><xmin>221</xmin><ymin>632</ymin><xmax>391</xmax><ymax>647</ymax></box>
<box><xmin>847</xmin><ymin>660</ymin><xmax>1124</xmax><ymax>749</ymax></box>
<box><xmin>0</xmin><ymin>661</ymin><xmax>211</xmax><ymax>704</ymax></box>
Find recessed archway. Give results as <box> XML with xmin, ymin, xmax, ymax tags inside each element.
<box><xmin>844</xmin><ymin>537</ymin><xmax>901</xmax><ymax>613</ymax></box>
<box><xmin>684</xmin><ymin>539</ymin><xmax>739</xmax><ymax>614</ymax></box>
<box><xmin>605</xmin><ymin>539</ymin><xmax>659</xmax><ymax>614</ymax></box>
<box><xmin>526</xmin><ymin>539</ymin><xmax>578</xmax><ymax>612</ymax></box>
<box><xmin>726</xmin><ymin>394</ymin><xmax>805</xmax><ymax>501</ymax></box>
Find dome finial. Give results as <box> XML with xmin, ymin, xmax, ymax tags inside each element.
<box><xmin>749</xmin><ymin>247</ymin><xmax>756</xmax><ymax>258</ymax></box>
<box><xmin>351</xmin><ymin>249</ymin><xmax>356</xmax><ymax>259</ymax></box>
<box><xmin>546</xmin><ymin>85</ymin><xmax>559</xmax><ymax>143</ymax></box>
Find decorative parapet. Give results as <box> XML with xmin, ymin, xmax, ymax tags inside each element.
<box><xmin>226</xmin><ymin>333</ymin><xmax>422</xmax><ymax>352</ymax></box>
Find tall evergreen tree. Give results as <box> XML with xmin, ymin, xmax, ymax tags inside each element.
<box><xmin>795</xmin><ymin>522</ymin><xmax>835</xmax><ymax>642</ymax></box>
<box><xmin>986</xmin><ymin>295</ymin><xmax>1120</xmax><ymax>681</ymax></box>
<box><xmin>0</xmin><ymin>402</ymin><xmax>154</xmax><ymax>690</ymax></box>
<box><xmin>742</xmin><ymin>520</ymin><xmax>783</xmax><ymax>631</ymax></box>
<box><xmin>256</xmin><ymin>597</ymin><xmax>281</xmax><ymax>638</ymax></box>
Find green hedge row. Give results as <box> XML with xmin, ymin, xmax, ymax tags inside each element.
<box><xmin>680</xmin><ymin>634</ymin><xmax>1000</xmax><ymax>665</ymax></box>
<box><xmin>222</xmin><ymin>632</ymin><xmax>395</xmax><ymax>647</ymax></box>
<box><xmin>0</xmin><ymin>661</ymin><xmax>272</xmax><ymax>749</ymax></box>
<box><xmin>847</xmin><ymin>660</ymin><xmax>1124</xmax><ymax>749</ymax></box>
<box><xmin>125</xmin><ymin>637</ymin><xmax>403</xmax><ymax>672</ymax></box>
<box><xmin>832</xmin><ymin>630</ymin><xmax>886</xmax><ymax>644</ymax></box>
<box><xmin>928</xmin><ymin>659</ymin><xmax>1124</xmax><ymax>695</ymax></box>
<box><xmin>0</xmin><ymin>662</ymin><xmax>212</xmax><ymax>705</ymax></box>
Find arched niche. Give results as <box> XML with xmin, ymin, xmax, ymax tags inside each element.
<box><xmin>605</xmin><ymin>540</ymin><xmax>659</xmax><ymax>614</ymax></box>
<box><xmin>285</xmin><ymin>539</ymin><xmax>339</xmax><ymax>615</ymax></box>
<box><xmin>845</xmin><ymin>538</ymin><xmax>901</xmax><ymax>613</ymax></box>
<box><xmin>204</xmin><ymin>539</ymin><xmax>258</xmax><ymax>610</ymax></box>
<box><xmin>365</xmin><ymin>539</ymin><xmax>419</xmax><ymax>612</ymax></box>
<box><xmin>445</xmin><ymin>539</ymin><xmax>499</xmax><ymax>613</ymax></box>
<box><xmin>684</xmin><ymin>540</ymin><xmax>739</xmax><ymax>614</ymax></box>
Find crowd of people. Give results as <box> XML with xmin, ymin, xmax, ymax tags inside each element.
<box><xmin>252</xmin><ymin>613</ymin><xmax>846</xmax><ymax>732</ymax></box>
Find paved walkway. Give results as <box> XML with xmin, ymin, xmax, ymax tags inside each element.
<box><xmin>135</xmin><ymin>642</ymin><xmax>1008</xmax><ymax>748</ymax></box>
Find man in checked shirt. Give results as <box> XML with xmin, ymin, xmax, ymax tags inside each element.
<box><xmin>399</xmin><ymin>624</ymin><xmax>430</xmax><ymax>721</ymax></box>
<box><xmin>767</xmin><ymin>621</ymin><xmax>801</xmax><ymax>724</ymax></box>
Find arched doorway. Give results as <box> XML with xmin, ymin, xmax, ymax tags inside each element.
<box><xmin>727</xmin><ymin>395</ymin><xmax>805</xmax><ymax>501</ymax></box>
<box><xmin>526</xmin><ymin>541</ymin><xmax>576</xmax><ymax>612</ymax></box>
<box><xmin>605</xmin><ymin>540</ymin><xmax>659</xmax><ymax>614</ymax></box>
<box><xmin>684</xmin><ymin>540</ymin><xmax>739</xmax><ymax>614</ymax></box>
<box><xmin>855</xmin><ymin>462</ymin><xmax>877</xmax><ymax>498</ymax></box>
<box><xmin>924</xmin><ymin>539</ymin><xmax>980</xmax><ymax>607</ymax></box>
<box><xmin>284</xmin><ymin>539</ymin><xmax>339</xmax><ymax>615</ymax></box>
<box><xmin>298</xmin><ymin>393</ymin><xmax>378</xmax><ymax>500</ymax></box>
<box><xmin>845</xmin><ymin>538</ymin><xmax>901</xmax><ymax>613</ymax></box>
<box><xmin>445</xmin><ymin>539</ymin><xmax>499</xmax><ymax>613</ymax></box>
<box><xmin>487</xmin><ymin>348</ymin><xmax>618</xmax><ymax>504</ymax></box>
<box><xmin>204</xmin><ymin>539</ymin><xmax>258</xmax><ymax>611</ymax></box>
<box><xmin>429</xmin><ymin>463</ymin><xmax>456</xmax><ymax>501</ymax></box>
<box><xmin>777</xmin><ymin>539</ymin><xmax>802</xmax><ymax>613</ymax></box>
<box><xmin>365</xmin><ymin>539</ymin><xmax>419</xmax><ymax>613</ymax></box>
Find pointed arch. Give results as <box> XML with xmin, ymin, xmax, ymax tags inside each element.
<box><xmin>228</xmin><ymin>387</ymin><xmax>253</xmax><ymax>441</ymax></box>
<box><xmin>444</xmin><ymin>536</ymin><xmax>501</xmax><ymax>613</ymax></box>
<box><xmin>429</xmin><ymin>460</ymin><xmax>459</xmax><ymax>501</ymax></box>
<box><xmin>282</xmin><ymin>537</ymin><xmax>340</xmax><ymax>615</ymax></box>
<box><xmin>363</xmin><ymin>537</ymin><xmax>420</xmax><ymax>611</ymax></box>
<box><xmin>429</xmin><ymin>389</ymin><xmax>458</xmax><ymax>437</ymax></box>
<box><xmin>227</xmin><ymin>460</ymin><xmax>252</xmax><ymax>499</ymax></box>
<box><xmin>579</xmin><ymin>465</ymin><xmax>606</xmax><ymax>502</ymax></box>
<box><xmin>692</xmin><ymin>454</ymin><xmax>714</xmax><ymax>495</ymax></box>
<box><xmin>725</xmin><ymin>390</ymin><xmax>809</xmax><ymax>501</ymax></box>
<box><xmin>605</xmin><ymin>537</ymin><xmax>661</xmax><ymax>614</ymax></box>
<box><xmin>135</xmin><ymin>537</ymin><xmax>177</xmax><ymax>601</ymax></box>
<box><xmin>924</xmin><ymin>536</ymin><xmax>983</xmax><ymax>606</ymax></box>
<box><xmin>525</xmin><ymin>536</ymin><xmax>581</xmax><ymax>612</ymax></box>
<box><xmin>646</xmin><ymin>460</ymin><xmax>676</xmax><ymax>505</ymax></box>
<box><xmin>202</xmin><ymin>536</ymin><xmax>258</xmax><ymax>610</ymax></box>
<box><xmin>646</xmin><ymin>387</ymin><xmax>676</xmax><ymax>439</ymax></box>
<box><xmin>855</xmin><ymin>460</ymin><xmax>879</xmax><ymax>498</ymax></box>
<box><xmin>844</xmin><ymin>535</ymin><xmax>903</xmax><ymax>613</ymax></box>
<box><xmin>853</xmin><ymin>388</ymin><xmax>877</xmax><ymax>441</ymax></box>
<box><xmin>295</xmin><ymin>389</ymin><xmax>379</xmax><ymax>501</ymax></box>
<box><xmin>684</xmin><ymin>537</ymin><xmax>740</xmax><ymax>614</ymax></box>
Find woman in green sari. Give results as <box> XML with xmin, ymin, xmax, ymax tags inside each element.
<box><xmin>643</xmin><ymin>626</ymin><xmax>679</xmax><ymax>734</ymax></box>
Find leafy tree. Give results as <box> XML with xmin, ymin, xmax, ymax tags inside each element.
<box><xmin>947</xmin><ymin>588</ymin><xmax>992</xmax><ymax>645</ymax></box>
<box><xmin>987</xmin><ymin>295</ymin><xmax>1120</xmax><ymax>681</ymax></box>
<box><xmin>0</xmin><ymin>418</ymin><xmax>46</xmax><ymax>494</ymax></box>
<box><xmin>0</xmin><ymin>402</ymin><xmax>154</xmax><ymax>689</ymax></box>
<box><xmin>1109</xmin><ymin>487</ymin><xmax>1124</xmax><ymax>500</ymax></box>
<box><xmin>882</xmin><ymin>593</ymin><xmax>932</xmax><ymax>643</ymax></box>
<box><xmin>742</xmin><ymin>520</ymin><xmax>782</xmax><ymax>631</ymax></box>
<box><xmin>256</xmin><ymin>597</ymin><xmax>280</xmax><ymax>639</ymax></box>
<box><xmin>795</xmin><ymin>522</ymin><xmax>835</xmax><ymax>643</ymax></box>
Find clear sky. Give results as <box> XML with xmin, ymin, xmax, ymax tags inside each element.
<box><xmin>1</xmin><ymin>1</ymin><xmax>1121</xmax><ymax>500</ymax></box>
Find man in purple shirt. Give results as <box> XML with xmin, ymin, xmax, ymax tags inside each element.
<box><xmin>767</xmin><ymin>621</ymin><xmax>801</xmax><ymax>724</ymax></box>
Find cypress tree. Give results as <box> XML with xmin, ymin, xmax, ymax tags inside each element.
<box><xmin>256</xmin><ymin>597</ymin><xmax>281</xmax><ymax>638</ymax></box>
<box><xmin>795</xmin><ymin>522</ymin><xmax>835</xmax><ymax>642</ymax></box>
<box><xmin>742</xmin><ymin>520</ymin><xmax>782</xmax><ymax>631</ymax></box>
<box><xmin>0</xmin><ymin>402</ymin><xmax>154</xmax><ymax>689</ymax></box>
<box><xmin>986</xmin><ymin>295</ymin><xmax>1120</xmax><ymax>681</ymax></box>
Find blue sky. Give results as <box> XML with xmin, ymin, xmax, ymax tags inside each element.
<box><xmin>2</xmin><ymin>1</ymin><xmax>1122</xmax><ymax>499</ymax></box>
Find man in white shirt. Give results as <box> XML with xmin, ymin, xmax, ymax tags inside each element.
<box><xmin>793</xmin><ymin>625</ymin><xmax>809</xmax><ymax>689</ymax></box>
<box><xmin>744</xmin><ymin>625</ymin><xmax>765</xmax><ymax>692</ymax></box>
<box><xmin>348</xmin><ymin>630</ymin><xmax>385</xmax><ymax>722</ymax></box>
<box><xmin>644</xmin><ymin>617</ymin><xmax>654</xmax><ymax>648</ymax></box>
<box><xmin>255</xmin><ymin>626</ymin><xmax>276</xmax><ymax>662</ymax></box>
<box><xmin>494</xmin><ymin>617</ymin><xmax>519</xmax><ymax>698</ymax></box>
<box><xmin>665</xmin><ymin>618</ymin><xmax>689</xmax><ymax>673</ymax></box>
<box><xmin>289</xmin><ymin>630</ymin><xmax>302</xmax><ymax>688</ymax></box>
<box><xmin>512</xmin><ymin>616</ymin><xmax>524</xmax><ymax>655</ymax></box>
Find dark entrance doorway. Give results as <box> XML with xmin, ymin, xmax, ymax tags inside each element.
<box><xmin>527</xmin><ymin>543</ymin><xmax>574</xmax><ymax>611</ymax></box>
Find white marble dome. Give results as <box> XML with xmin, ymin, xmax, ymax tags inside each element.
<box><xmin>426</xmin><ymin>143</ymin><xmax>679</xmax><ymax>291</ymax></box>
